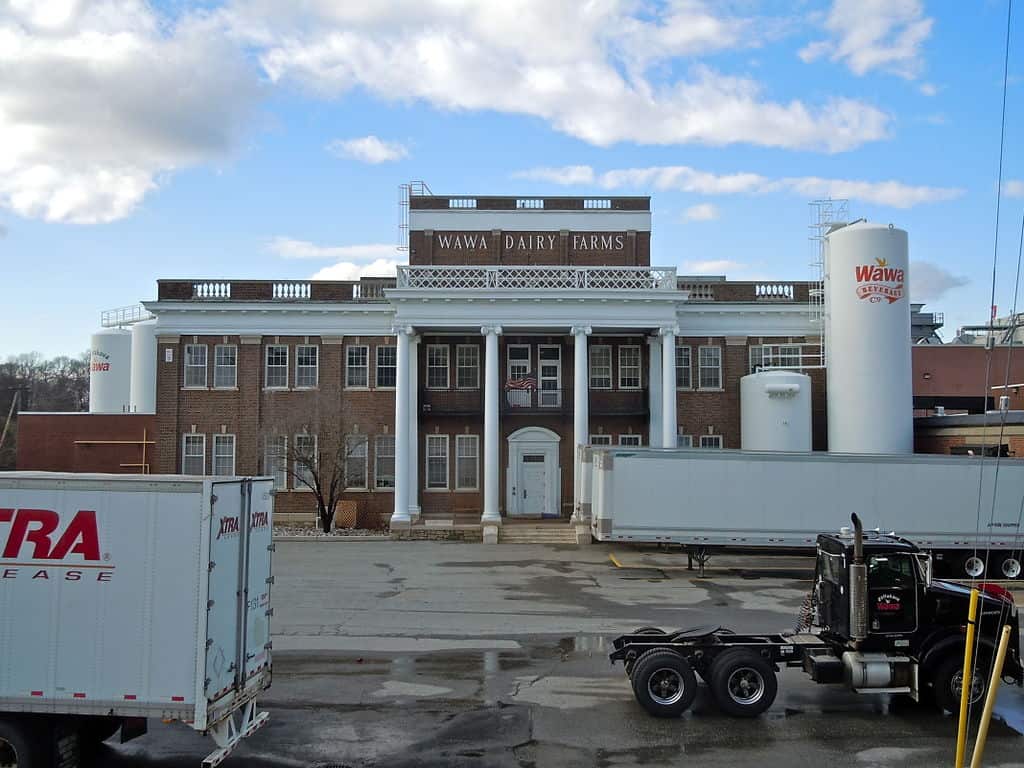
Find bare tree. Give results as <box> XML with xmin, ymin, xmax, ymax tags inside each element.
<box><xmin>262</xmin><ymin>399</ymin><xmax>380</xmax><ymax>533</ymax></box>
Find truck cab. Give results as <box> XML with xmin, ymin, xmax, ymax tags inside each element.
<box><xmin>812</xmin><ymin>526</ymin><xmax>1023</xmax><ymax>709</ymax></box>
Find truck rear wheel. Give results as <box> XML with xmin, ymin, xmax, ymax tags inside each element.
<box><xmin>0</xmin><ymin>718</ymin><xmax>46</xmax><ymax>768</ymax></box>
<box><xmin>709</xmin><ymin>650</ymin><xmax>778</xmax><ymax>717</ymax></box>
<box><xmin>630</xmin><ymin>649</ymin><xmax>698</xmax><ymax>718</ymax></box>
<box><xmin>932</xmin><ymin>655</ymin><xmax>988</xmax><ymax>716</ymax></box>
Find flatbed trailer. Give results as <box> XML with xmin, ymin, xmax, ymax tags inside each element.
<box><xmin>610</xmin><ymin>516</ymin><xmax>1023</xmax><ymax>719</ymax></box>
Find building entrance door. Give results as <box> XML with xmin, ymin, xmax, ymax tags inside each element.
<box><xmin>506</xmin><ymin>426</ymin><xmax>561</xmax><ymax>519</ymax></box>
<box><xmin>519</xmin><ymin>455</ymin><xmax>547</xmax><ymax>517</ymax></box>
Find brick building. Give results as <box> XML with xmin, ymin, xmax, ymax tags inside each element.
<box><xmin>144</xmin><ymin>194</ymin><xmax>823</xmax><ymax>528</ymax></box>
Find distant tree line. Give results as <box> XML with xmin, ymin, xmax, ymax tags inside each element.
<box><xmin>0</xmin><ymin>353</ymin><xmax>89</xmax><ymax>469</ymax></box>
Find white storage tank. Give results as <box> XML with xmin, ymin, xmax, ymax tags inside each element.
<box><xmin>740</xmin><ymin>371</ymin><xmax>812</xmax><ymax>451</ymax></box>
<box><xmin>89</xmin><ymin>328</ymin><xmax>131</xmax><ymax>413</ymax></box>
<box><xmin>130</xmin><ymin>319</ymin><xmax>158</xmax><ymax>413</ymax></box>
<box><xmin>825</xmin><ymin>221</ymin><xmax>913</xmax><ymax>453</ymax></box>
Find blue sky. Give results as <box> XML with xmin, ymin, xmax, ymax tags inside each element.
<box><xmin>1</xmin><ymin>0</ymin><xmax>1022</xmax><ymax>357</ymax></box>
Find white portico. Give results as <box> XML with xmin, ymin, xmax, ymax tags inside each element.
<box><xmin>386</xmin><ymin>264</ymin><xmax>687</xmax><ymax>532</ymax></box>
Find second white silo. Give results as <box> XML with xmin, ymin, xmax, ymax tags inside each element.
<box><xmin>89</xmin><ymin>328</ymin><xmax>132</xmax><ymax>413</ymax></box>
<box><xmin>740</xmin><ymin>371</ymin><xmax>812</xmax><ymax>451</ymax></box>
<box><xmin>825</xmin><ymin>221</ymin><xmax>913</xmax><ymax>453</ymax></box>
<box><xmin>130</xmin><ymin>319</ymin><xmax>158</xmax><ymax>413</ymax></box>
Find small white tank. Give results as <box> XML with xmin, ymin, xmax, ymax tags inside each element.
<box><xmin>825</xmin><ymin>222</ymin><xmax>913</xmax><ymax>454</ymax></box>
<box><xmin>89</xmin><ymin>328</ymin><xmax>132</xmax><ymax>413</ymax></box>
<box><xmin>130</xmin><ymin>320</ymin><xmax>158</xmax><ymax>414</ymax></box>
<box><xmin>740</xmin><ymin>371</ymin><xmax>812</xmax><ymax>451</ymax></box>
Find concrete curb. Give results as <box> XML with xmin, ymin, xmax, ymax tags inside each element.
<box><xmin>273</xmin><ymin>535</ymin><xmax>392</xmax><ymax>543</ymax></box>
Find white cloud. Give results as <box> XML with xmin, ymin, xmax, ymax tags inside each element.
<box><xmin>910</xmin><ymin>261</ymin><xmax>968</xmax><ymax>301</ymax></box>
<box><xmin>268</xmin><ymin>237</ymin><xmax>399</xmax><ymax>261</ymax></box>
<box><xmin>517</xmin><ymin>164</ymin><xmax>963</xmax><ymax>209</ymax></box>
<box><xmin>228</xmin><ymin>0</ymin><xmax>890</xmax><ymax>153</ymax></box>
<box><xmin>312</xmin><ymin>258</ymin><xmax>400</xmax><ymax>281</ymax></box>
<box><xmin>800</xmin><ymin>0</ymin><xmax>933</xmax><ymax>79</ymax></box>
<box><xmin>0</xmin><ymin>1</ymin><xmax>260</xmax><ymax>224</ymax></box>
<box><xmin>683</xmin><ymin>259</ymin><xmax>746</xmax><ymax>275</ymax></box>
<box><xmin>683</xmin><ymin>203</ymin><xmax>719</xmax><ymax>221</ymax></box>
<box><xmin>1004</xmin><ymin>180</ymin><xmax>1024</xmax><ymax>198</ymax></box>
<box><xmin>327</xmin><ymin>135</ymin><xmax>408</xmax><ymax>164</ymax></box>
<box><xmin>919</xmin><ymin>82</ymin><xmax>938</xmax><ymax>96</ymax></box>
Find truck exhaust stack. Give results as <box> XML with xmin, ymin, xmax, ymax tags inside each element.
<box><xmin>850</xmin><ymin>513</ymin><xmax>868</xmax><ymax>644</ymax></box>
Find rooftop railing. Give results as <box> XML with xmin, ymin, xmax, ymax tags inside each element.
<box><xmin>395</xmin><ymin>265</ymin><xmax>677</xmax><ymax>291</ymax></box>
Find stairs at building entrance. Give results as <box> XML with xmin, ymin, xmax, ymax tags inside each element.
<box><xmin>499</xmin><ymin>521</ymin><xmax>578</xmax><ymax>545</ymax></box>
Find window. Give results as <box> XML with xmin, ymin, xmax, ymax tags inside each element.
<box><xmin>182</xmin><ymin>434</ymin><xmax>205</xmax><ymax>474</ymax></box>
<box><xmin>677</xmin><ymin>433</ymin><xmax>693</xmax><ymax>448</ymax></box>
<box><xmin>700</xmin><ymin>435</ymin><xmax>723</xmax><ymax>449</ymax></box>
<box><xmin>426</xmin><ymin>435</ymin><xmax>449</xmax><ymax>489</ymax></box>
<box><xmin>265</xmin><ymin>345</ymin><xmax>289</xmax><ymax>389</ymax></box>
<box><xmin>456</xmin><ymin>345</ymin><xmax>480</xmax><ymax>389</ymax></box>
<box><xmin>376</xmin><ymin>346</ymin><xmax>397</xmax><ymax>388</ymax></box>
<box><xmin>213</xmin><ymin>345</ymin><xmax>237</xmax><ymax>388</ymax></box>
<box><xmin>212</xmin><ymin>434</ymin><xmax>235</xmax><ymax>476</ymax></box>
<box><xmin>293</xmin><ymin>433</ymin><xmax>317</xmax><ymax>489</ymax></box>
<box><xmin>375</xmin><ymin>435</ymin><xmax>396</xmax><ymax>489</ymax></box>
<box><xmin>591</xmin><ymin>434</ymin><xmax>612</xmax><ymax>446</ymax></box>
<box><xmin>750</xmin><ymin>344</ymin><xmax>803</xmax><ymax>372</ymax></box>
<box><xmin>676</xmin><ymin>345</ymin><xmax>692</xmax><ymax>389</ymax></box>
<box><xmin>589</xmin><ymin>345</ymin><xmax>611</xmax><ymax>389</ymax></box>
<box><xmin>698</xmin><ymin>345</ymin><xmax>722</xmax><ymax>389</ymax></box>
<box><xmin>345</xmin><ymin>435</ymin><xmax>368</xmax><ymax>489</ymax></box>
<box><xmin>427</xmin><ymin>344</ymin><xmax>449</xmax><ymax>389</ymax></box>
<box><xmin>264</xmin><ymin>436</ymin><xmax>287</xmax><ymax>490</ymax></box>
<box><xmin>296</xmin><ymin>345</ymin><xmax>319</xmax><ymax>388</ymax></box>
<box><xmin>184</xmin><ymin>344</ymin><xmax>207</xmax><ymax>388</ymax></box>
<box><xmin>618</xmin><ymin>434</ymin><xmax>642</xmax><ymax>446</ymax></box>
<box><xmin>455</xmin><ymin>435</ymin><xmax>479</xmax><ymax>490</ymax></box>
<box><xmin>346</xmin><ymin>345</ymin><xmax>369</xmax><ymax>388</ymax></box>
<box><xmin>618</xmin><ymin>346</ymin><xmax>641</xmax><ymax>389</ymax></box>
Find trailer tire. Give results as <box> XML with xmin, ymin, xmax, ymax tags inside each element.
<box><xmin>0</xmin><ymin>718</ymin><xmax>48</xmax><ymax>768</ymax></box>
<box><xmin>932</xmin><ymin>654</ymin><xmax>988</xmax><ymax>716</ymax></box>
<box><xmin>709</xmin><ymin>650</ymin><xmax>778</xmax><ymax>718</ymax></box>
<box><xmin>78</xmin><ymin>717</ymin><xmax>121</xmax><ymax>749</ymax></box>
<box><xmin>630</xmin><ymin>650</ymin><xmax>698</xmax><ymax>718</ymax></box>
<box><xmin>624</xmin><ymin>629</ymin><xmax>666</xmax><ymax>677</ymax></box>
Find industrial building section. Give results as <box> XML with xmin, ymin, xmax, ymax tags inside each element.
<box><xmin>15</xmin><ymin>190</ymin><xmax>1014</xmax><ymax>532</ymax></box>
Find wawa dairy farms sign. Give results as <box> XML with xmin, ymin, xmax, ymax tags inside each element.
<box><xmin>855</xmin><ymin>257</ymin><xmax>904</xmax><ymax>304</ymax></box>
<box><xmin>437</xmin><ymin>232</ymin><xmax>626</xmax><ymax>251</ymax></box>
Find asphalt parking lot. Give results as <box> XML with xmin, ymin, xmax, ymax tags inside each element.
<box><xmin>99</xmin><ymin>541</ymin><xmax>1024</xmax><ymax>767</ymax></box>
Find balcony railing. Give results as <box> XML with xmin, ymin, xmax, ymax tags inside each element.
<box><xmin>157</xmin><ymin>278</ymin><xmax>396</xmax><ymax>302</ymax></box>
<box><xmin>590</xmin><ymin>389</ymin><xmax>649</xmax><ymax>416</ymax></box>
<box><xmin>396</xmin><ymin>265</ymin><xmax>677</xmax><ymax>291</ymax></box>
<box><xmin>420</xmin><ymin>390</ymin><xmax>483</xmax><ymax>415</ymax></box>
<box><xmin>502</xmin><ymin>387</ymin><xmax>570</xmax><ymax>415</ymax></box>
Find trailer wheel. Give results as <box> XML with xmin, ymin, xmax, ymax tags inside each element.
<box><xmin>78</xmin><ymin>717</ymin><xmax>121</xmax><ymax>750</ymax></box>
<box><xmin>999</xmin><ymin>555</ymin><xmax>1021</xmax><ymax>579</ymax></box>
<box><xmin>709</xmin><ymin>650</ymin><xmax>778</xmax><ymax>718</ymax></box>
<box><xmin>624</xmin><ymin>629</ymin><xmax>666</xmax><ymax>677</ymax></box>
<box><xmin>960</xmin><ymin>554</ymin><xmax>986</xmax><ymax>579</ymax></box>
<box><xmin>0</xmin><ymin>718</ymin><xmax>47</xmax><ymax>768</ymax></box>
<box><xmin>932</xmin><ymin>655</ymin><xmax>988</xmax><ymax>716</ymax></box>
<box><xmin>630</xmin><ymin>650</ymin><xmax>698</xmax><ymax>718</ymax></box>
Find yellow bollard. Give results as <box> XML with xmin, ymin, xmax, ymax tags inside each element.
<box><xmin>955</xmin><ymin>588</ymin><xmax>980</xmax><ymax>768</ymax></box>
<box><xmin>968</xmin><ymin>624</ymin><xmax>1012</xmax><ymax>768</ymax></box>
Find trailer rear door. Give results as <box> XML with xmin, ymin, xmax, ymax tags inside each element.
<box><xmin>241</xmin><ymin>479</ymin><xmax>274</xmax><ymax>690</ymax></box>
<box><xmin>205</xmin><ymin>480</ymin><xmax>247</xmax><ymax>703</ymax></box>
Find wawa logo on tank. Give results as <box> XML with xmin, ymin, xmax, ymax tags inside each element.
<box><xmin>0</xmin><ymin>509</ymin><xmax>115</xmax><ymax>583</ymax></box>
<box><xmin>90</xmin><ymin>349</ymin><xmax>111</xmax><ymax>372</ymax></box>
<box><xmin>215</xmin><ymin>510</ymin><xmax>270</xmax><ymax>540</ymax></box>
<box><xmin>854</xmin><ymin>257</ymin><xmax>905</xmax><ymax>304</ymax></box>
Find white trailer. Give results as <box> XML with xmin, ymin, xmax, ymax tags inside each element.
<box><xmin>583</xmin><ymin>447</ymin><xmax>1024</xmax><ymax>580</ymax></box>
<box><xmin>0</xmin><ymin>472</ymin><xmax>275</xmax><ymax>768</ymax></box>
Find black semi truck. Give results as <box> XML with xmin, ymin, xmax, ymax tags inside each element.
<box><xmin>611</xmin><ymin>514</ymin><xmax>1022</xmax><ymax>718</ymax></box>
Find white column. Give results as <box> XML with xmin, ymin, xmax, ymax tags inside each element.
<box><xmin>408</xmin><ymin>335</ymin><xmax>420</xmax><ymax>520</ymax></box>
<box><xmin>572</xmin><ymin>326</ymin><xmax>591</xmax><ymax>450</ymax></box>
<box><xmin>647</xmin><ymin>334</ymin><xmax>662</xmax><ymax>448</ymax></box>
<box><xmin>391</xmin><ymin>327</ymin><xmax>412</xmax><ymax>527</ymax></box>
<box><xmin>660</xmin><ymin>326</ymin><xmax>679</xmax><ymax>448</ymax></box>
<box><xmin>482</xmin><ymin>325</ymin><xmax>502</xmax><ymax>524</ymax></box>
